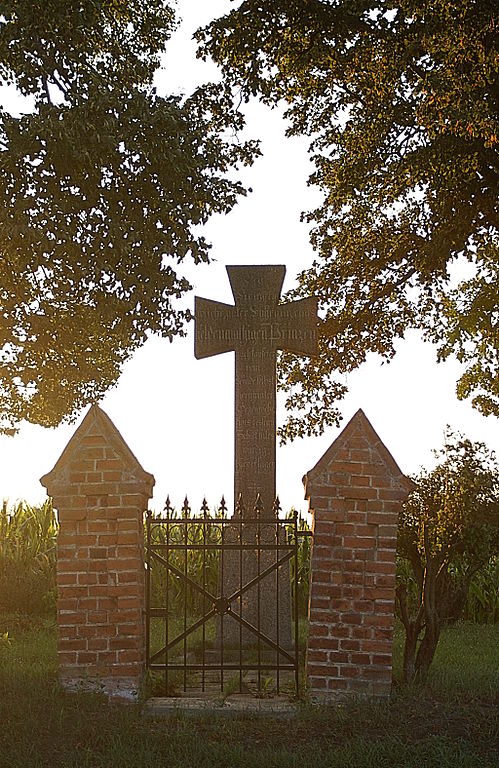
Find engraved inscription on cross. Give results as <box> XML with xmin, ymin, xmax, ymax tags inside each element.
<box><xmin>195</xmin><ymin>265</ymin><xmax>318</xmax><ymax>517</ymax></box>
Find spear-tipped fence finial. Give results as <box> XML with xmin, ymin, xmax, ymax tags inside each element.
<box><xmin>235</xmin><ymin>492</ymin><xmax>244</xmax><ymax>517</ymax></box>
<box><xmin>272</xmin><ymin>496</ymin><xmax>281</xmax><ymax>519</ymax></box>
<box><xmin>219</xmin><ymin>495</ymin><xmax>227</xmax><ymax>518</ymax></box>
<box><xmin>164</xmin><ymin>495</ymin><xmax>172</xmax><ymax>518</ymax></box>
<box><xmin>201</xmin><ymin>497</ymin><xmax>209</xmax><ymax>518</ymax></box>
<box><xmin>254</xmin><ymin>492</ymin><xmax>264</xmax><ymax>518</ymax></box>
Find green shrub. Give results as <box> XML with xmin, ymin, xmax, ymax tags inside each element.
<box><xmin>396</xmin><ymin>434</ymin><xmax>499</xmax><ymax>682</ymax></box>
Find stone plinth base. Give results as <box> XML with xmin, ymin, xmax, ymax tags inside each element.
<box><xmin>60</xmin><ymin>674</ymin><xmax>141</xmax><ymax>702</ymax></box>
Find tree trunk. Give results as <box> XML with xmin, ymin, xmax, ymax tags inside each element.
<box><xmin>415</xmin><ymin>613</ymin><xmax>440</xmax><ymax>679</ymax></box>
<box><xmin>402</xmin><ymin>623</ymin><xmax>419</xmax><ymax>683</ymax></box>
<box><xmin>396</xmin><ymin>582</ymin><xmax>424</xmax><ymax>684</ymax></box>
<box><xmin>415</xmin><ymin>559</ymin><xmax>442</xmax><ymax>680</ymax></box>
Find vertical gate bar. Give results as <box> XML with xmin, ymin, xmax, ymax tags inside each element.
<box><xmin>202</xmin><ymin>499</ymin><xmax>208</xmax><ymax>694</ymax></box>
<box><xmin>274</xmin><ymin>499</ymin><xmax>280</xmax><ymax>694</ymax></box>
<box><xmin>238</xmin><ymin>506</ymin><xmax>243</xmax><ymax>693</ymax></box>
<box><xmin>220</xmin><ymin>499</ymin><xmax>225</xmax><ymax>693</ymax></box>
<box><xmin>183</xmin><ymin>497</ymin><xmax>189</xmax><ymax>693</ymax></box>
<box><xmin>145</xmin><ymin>509</ymin><xmax>151</xmax><ymax>670</ymax></box>
<box><xmin>256</xmin><ymin>495</ymin><xmax>261</xmax><ymax>692</ymax></box>
<box><xmin>294</xmin><ymin>510</ymin><xmax>299</xmax><ymax>696</ymax></box>
<box><xmin>165</xmin><ymin>498</ymin><xmax>171</xmax><ymax>696</ymax></box>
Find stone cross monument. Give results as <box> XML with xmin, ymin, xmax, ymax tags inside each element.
<box><xmin>195</xmin><ymin>265</ymin><xmax>318</xmax><ymax>652</ymax></box>
<box><xmin>195</xmin><ymin>265</ymin><xmax>318</xmax><ymax>518</ymax></box>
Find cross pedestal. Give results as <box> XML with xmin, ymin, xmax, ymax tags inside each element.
<box><xmin>195</xmin><ymin>265</ymin><xmax>318</xmax><ymax>649</ymax></box>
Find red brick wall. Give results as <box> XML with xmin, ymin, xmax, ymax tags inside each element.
<box><xmin>304</xmin><ymin>410</ymin><xmax>412</xmax><ymax>700</ymax></box>
<box><xmin>41</xmin><ymin>406</ymin><xmax>153</xmax><ymax>699</ymax></box>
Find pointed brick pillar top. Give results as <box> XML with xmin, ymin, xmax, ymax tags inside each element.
<box><xmin>303</xmin><ymin>408</ymin><xmax>414</xmax><ymax>701</ymax></box>
<box><xmin>303</xmin><ymin>408</ymin><xmax>414</xmax><ymax>505</ymax></box>
<box><xmin>41</xmin><ymin>404</ymin><xmax>154</xmax><ymax>497</ymax></box>
<box><xmin>40</xmin><ymin>404</ymin><xmax>153</xmax><ymax>700</ymax></box>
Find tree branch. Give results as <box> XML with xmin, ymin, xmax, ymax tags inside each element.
<box><xmin>41</xmin><ymin>75</ymin><xmax>54</xmax><ymax>106</ymax></box>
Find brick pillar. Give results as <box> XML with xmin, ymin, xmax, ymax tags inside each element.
<box><xmin>41</xmin><ymin>405</ymin><xmax>154</xmax><ymax>700</ymax></box>
<box><xmin>303</xmin><ymin>409</ymin><xmax>413</xmax><ymax>701</ymax></box>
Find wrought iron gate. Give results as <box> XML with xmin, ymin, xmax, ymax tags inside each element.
<box><xmin>145</xmin><ymin>496</ymin><xmax>311</xmax><ymax>697</ymax></box>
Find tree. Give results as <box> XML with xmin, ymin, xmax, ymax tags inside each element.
<box><xmin>198</xmin><ymin>0</ymin><xmax>499</xmax><ymax>440</ymax></box>
<box><xmin>0</xmin><ymin>1</ymin><xmax>259</xmax><ymax>433</ymax></box>
<box><xmin>396</xmin><ymin>433</ymin><xmax>499</xmax><ymax>682</ymax></box>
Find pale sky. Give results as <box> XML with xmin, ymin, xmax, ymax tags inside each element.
<box><xmin>1</xmin><ymin>2</ymin><xmax>497</xmax><ymax>515</ymax></box>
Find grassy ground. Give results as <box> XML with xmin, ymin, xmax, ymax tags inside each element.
<box><xmin>0</xmin><ymin>614</ymin><xmax>497</xmax><ymax>768</ymax></box>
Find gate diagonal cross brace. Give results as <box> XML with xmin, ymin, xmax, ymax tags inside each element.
<box><xmin>224</xmin><ymin>610</ymin><xmax>295</xmax><ymax>664</ymax></box>
<box><xmin>150</xmin><ymin>550</ymin><xmax>217</xmax><ymax>606</ymax></box>
<box><xmin>225</xmin><ymin>550</ymin><xmax>294</xmax><ymax>605</ymax></box>
<box><xmin>149</xmin><ymin>609</ymin><xmax>218</xmax><ymax>663</ymax></box>
<box><xmin>151</xmin><ymin>545</ymin><xmax>294</xmax><ymax>610</ymax></box>
<box><xmin>149</xmin><ymin>548</ymin><xmax>295</xmax><ymax>661</ymax></box>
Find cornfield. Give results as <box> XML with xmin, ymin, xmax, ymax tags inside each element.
<box><xmin>463</xmin><ymin>558</ymin><xmax>499</xmax><ymax>624</ymax></box>
<box><xmin>0</xmin><ymin>499</ymin><xmax>58</xmax><ymax>615</ymax></box>
<box><xmin>1</xmin><ymin>498</ymin><xmax>496</xmax><ymax>625</ymax></box>
<box><xmin>396</xmin><ymin>555</ymin><xmax>499</xmax><ymax>626</ymax></box>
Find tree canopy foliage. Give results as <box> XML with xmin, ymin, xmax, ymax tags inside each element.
<box><xmin>198</xmin><ymin>0</ymin><xmax>499</xmax><ymax>439</ymax></box>
<box><xmin>396</xmin><ymin>432</ymin><xmax>499</xmax><ymax>681</ymax></box>
<box><xmin>0</xmin><ymin>0</ymin><xmax>258</xmax><ymax>433</ymax></box>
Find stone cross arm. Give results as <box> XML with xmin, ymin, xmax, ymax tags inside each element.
<box><xmin>194</xmin><ymin>266</ymin><xmax>318</xmax><ymax>360</ymax></box>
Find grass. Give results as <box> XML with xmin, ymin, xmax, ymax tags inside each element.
<box><xmin>392</xmin><ymin>619</ymin><xmax>499</xmax><ymax>700</ymax></box>
<box><xmin>423</xmin><ymin>622</ymin><xmax>499</xmax><ymax>698</ymax></box>
<box><xmin>0</xmin><ymin>613</ymin><xmax>498</xmax><ymax>767</ymax></box>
